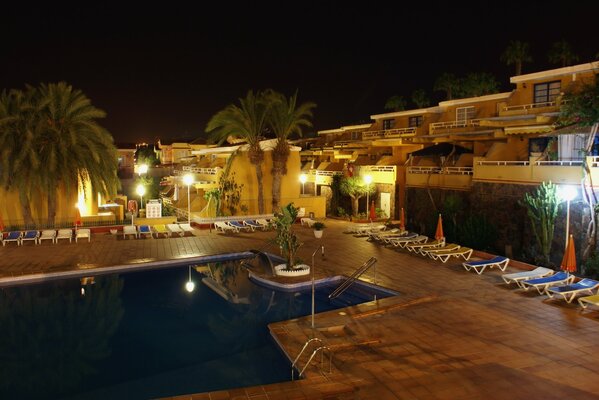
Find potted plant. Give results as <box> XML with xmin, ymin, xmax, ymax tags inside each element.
<box><xmin>312</xmin><ymin>222</ymin><xmax>326</xmax><ymax>238</ymax></box>
<box><xmin>271</xmin><ymin>203</ymin><xmax>309</xmax><ymax>276</ymax></box>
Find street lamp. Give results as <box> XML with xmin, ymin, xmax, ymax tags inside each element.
<box><xmin>136</xmin><ymin>184</ymin><xmax>146</xmax><ymax>211</ymax></box>
<box><xmin>558</xmin><ymin>185</ymin><xmax>577</xmax><ymax>250</ymax></box>
<box><xmin>300</xmin><ymin>173</ymin><xmax>307</xmax><ymax>195</ymax></box>
<box><xmin>183</xmin><ymin>174</ymin><xmax>194</xmax><ymax>224</ymax></box>
<box><xmin>364</xmin><ymin>175</ymin><xmax>372</xmax><ymax>216</ymax></box>
<box><xmin>138</xmin><ymin>163</ymin><xmax>148</xmax><ymax>176</ymax></box>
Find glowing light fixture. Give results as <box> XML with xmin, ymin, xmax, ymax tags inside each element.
<box><xmin>136</xmin><ymin>184</ymin><xmax>146</xmax><ymax>210</ymax></box>
<box><xmin>299</xmin><ymin>173</ymin><xmax>307</xmax><ymax>194</ymax></box>
<box><xmin>138</xmin><ymin>164</ymin><xmax>148</xmax><ymax>175</ymax></box>
<box><xmin>185</xmin><ymin>266</ymin><xmax>195</xmax><ymax>293</ymax></box>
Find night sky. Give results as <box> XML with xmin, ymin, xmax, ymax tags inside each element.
<box><xmin>2</xmin><ymin>2</ymin><xmax>597</xmax><ymax>143</ymax></box>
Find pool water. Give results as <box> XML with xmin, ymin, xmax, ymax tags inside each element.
<box><xmin>0</xmin><ymin>257</ymin><xmax>396</xmax><ymax>399</ymax></box>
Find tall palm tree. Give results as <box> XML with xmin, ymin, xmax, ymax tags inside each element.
<box><xmin>384</xmin><ymin>95</ymin><xmax>406</xmax><ymax>111</ymax></box>
<box><xmin>0</xmin><ymin>88</ymin><xmax>40</xmax><ymax>226</ymax></box>
<box><xmin>434</xmin><ymin>73</ymin><xmax>460</xmax><ymax>100</ymax></box>
<box><xmin>548</xmin><ymin>40</ymin><xmax>579</xmax><ymax>67</ymax></box>
<box><xmin>460</xmin><ymin>72</ymin><xmax>499</xmax><ymax>97</ymax></box>
<box><xmin>501</xmin><ymin>40</ymin><xmax>533</xmax><ymax>75</ymax></box>
<box><xmin>36</xmin><ymin>82</ymin><xmax>120</xmax><ymax>226</ymax></box>
<box><xmin>206</xmin><ymin>90</ymin><xmax>271</xmax><ymax>214</ymax></box>
<box><xmin>266</xmin><ymin>90</ymin><xmax>316</xmax><ymax>211</ymax></box>
<box><xmin>411</xmin><ymin>89</ymin><xmax>430</xmax><ymax>108</ymax></box>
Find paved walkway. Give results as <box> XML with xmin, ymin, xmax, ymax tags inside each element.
<box><xmin>2</xmin><ymin>220</ymin><xmax>599</xmax><ymax>399</ymax></box>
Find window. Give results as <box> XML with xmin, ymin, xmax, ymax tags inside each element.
<box><xmin>456</xmin><ymin>106</ymin><xmax>476</xmax><ymax>121</ymax></box>
<box><xmin>409</xmin><ymin>116</ymin><xmax>423</xmax><ymax>127</ymax></box>
<box><xmin>351</xmin><ymin>131</ymin><xmax>360</xmax><ymax>140</ymax></box>
<box><xmin>534</xmin><ymin>81</ymin><xmax>561</xmax><ymax>104</ymax></box>
<box><xmin>382</xmin><ymin>119</ymin><xmax>395</xmax><ymax>130</ymax></box>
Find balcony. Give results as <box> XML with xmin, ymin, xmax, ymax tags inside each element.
<box><xmin>362</xmin><ymin>127</ymin><xmax>417</xmax><ymax>140</ymax></box>
<box><xmin>360</xmin><ymin>165</ymin><xmax>397</xmax><ymax>184</ymax></box>
<box><xmin>406</xmin><ymin>166</ymin><xmax>473</xmax><ymax>190</ymax></box>
<box><xmin>174</xmin><ymin>166</ymin><xmax>221</xmax><ymax>188</ymax></box>
<box><xmin>429</xmin><ymin>119</ymin><xmax>481</xmax><ymax>134</ymax></box>
<box><xmin>498</xmin><ymin>100</ymin><xmax>562</xmax><ymax>117</ymax></box>
<box><xmin>305</xmin><ymin>169</ymin><xmax>344</xmax><ymax>185</ymax></box>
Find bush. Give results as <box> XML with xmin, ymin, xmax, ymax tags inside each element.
<box><xmin>312</xmin><ymin>222</ymin><xmax>326</xmax><ymax>230</ymax></box>
<box><xmin>458</xmin><ymin>214</ymin><xmax>497</xmax><ymax>251</ymax></box>
<box><xmin>583</xmin><ymin>252</ymin><xmax>599</xmax><ymax>279</ymax></box>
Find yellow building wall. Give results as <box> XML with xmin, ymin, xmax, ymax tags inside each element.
<box><xmin>507</xmin><ymin>71</ymin><xmax>596</xmax><ymax>106</ymax></box>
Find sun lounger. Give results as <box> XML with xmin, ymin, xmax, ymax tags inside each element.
<box><xmin>214</xmin><ymin>221</ymin><xmax>238</xmax><ymax>233</ymax></box>
<box><xmin>243</xmin><ymin>220</ymin><xmax>264</xmax><ymax>231</ymax></box>
<box><xmin>229</xmin><ymin>221</ymin><xmax>251</xmax><ymax>232</ymax></box>
<box><xmin>355</xmin><ymin>224</ymin><xmax>386</xmax><ymax>236</ymax></box>
<box><xmin>406</xmin><ymin>239</ymin><xmax>444</xmax><ymax>253</ymax></box>
<box><xmin>137</xmin><ymin>225</ymin><xmax>153</xmax><ymax>238</ymax></box>
<box><xmin>123</xmin><ymin>225</ymin><xmax>138</xmax><ymax>239</ymax></box>
<box><xmin>255</xmin><ymin>219</ymin><xmax>272</xmax><ymax>230</ymax></box>
<box><xmin>389</xmin><ymin>235</ymin><xmax>427</xmax><ymax>248</ymax></box>
<box><xmin>421</xmin><ymin>243</ymin><xmax>460</xmax><ymax>257</ymax></box>
<box><xmin>545</xmin><ymin>278</ymin><xmax>599</xmax><ymax>303</ymax></box>
<box><xmin>462</xmin><ymin>256</ymin><xmax>510</xmax><ymax>274</ymax></box>
<box><xmin>381</xmin><ymin>232</ymin><xmax>416</xmax><ymax>244</ymax></box>
<box><xmin>300</xmin><ymin>217</ymin><xmax>316</xmax><ymax>227</ymax></box>
<box><xmin>39</xmin><ymin>229</ymin><xmax>57</xmax><ymax>244</ymax></box>
<box><xmin>344</xmin><ymin>223</ymin><xmax>370</xmax><ymax>233</ymax></box>
<box><xmin>520</xmin><ymin>271</ymin><xmax>575</xmax><ymax>294</ymax></box>
<box><xmin>75</xmin><ymin>228</ymin><xmax>91</xmax><ymax>242</ymax></box>
<box><xmin>153</xmin><ymin>224</ymin><xmax>170</xmax><ymax>238</ymax></box>
<box><xmin>179</xmin><ymin>223</ymin><xmax>196</xmax><ymax>233</ymax></box>
<box><xmin>56</xmin><ymin>229</ymin><xmax>73</xmax><ymax>243</ymax></box>
<box><xmin>3</xmin><ymin>231</ymin><xmax>22</xmax><ymax>246</ymax></box>
<box><xmin>501</xmin><ymin>267</ymin><xmax>554</xmax><ymax>287</ymax></box>
<box><xmin>167</xmin><ymin>224</ymin><xmax>184</xmax><ymax>237</ymax></box>
<box><xmin>21</xmin><ymin>230</ymin><xmax>40</xmax><ymax>245</ymax></box>
<box><xmin>429</xmin><ymin>247</ymin><xmax>474</xmax><ymax>263</ymax></box>
<box><xmin>368</xmin><ymin>228</ymin><xmax>402</xmax><ymax>241</ymax></box>
<box><xmin>578</xmin><ymin>294</ymin><xmax>599</xmax><ymax>310</ymax></box>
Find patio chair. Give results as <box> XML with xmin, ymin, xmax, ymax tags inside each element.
<box><xmin>39</xmin><ymin>229</ymin><xmax>57</xmax><ymax>244</ymax></box>
<box><xmin>368</xmin><ymin>228</ymin><xmax>402</xmax><ymax>241</ymax></box>
<box><xmin>229</xmin><ymin>221</ymin><xmax>252</xmax><ymax>232</ymax></box>
<box><xmin>429</xmin><ymin>247</ymin><xmax>474</xmax><ymax>263</ymax></box>
<box><xmin>405</xmin><ymin>239</ymin><xmax>444</xmax><ymax>253</ymax></box>
<box><xmin>462</xmin><ymin>256</ymin><xmax>510</xmax><ymax>275</ymax></box>
<box><xmin>501</xmin><ymin>267</ymin><xmax>554</xmax><ymax>287</ymax></box>
<box><xmin>137</xmin><ymin>225</ymin><xmax>153</xmax><ymax>239</ymax></box>
<box><xmin>388</xmin><ymin>234</ymin><xmax>425</xmax><ymax>248</ymax></box>
<box><xmin>300</xmin><ymin>217</ymin><xmax>316</xmax><ymax>227</ymax></box>
<box><xmin>214</xmin><ymin>221</ymin><xmax>238</xmax><ymax>233</ymax></box>
<box><xmin>21</xmin><ymin>230</ymin><xmax>40</xmax><ymax>245</ymax></box>
<box><xmin>75</xmin><ymin>228</ymin><xmax>91</xmax><ymax>243</ymax></box>
<box><xmin>123</xmin><ymin>225</ymin><xmax>138</xmax><ymax>239</ymax></box>
<box><xmin>243</xmin><ymin>220</ymin><xmax>264</xmax><ymax>231</ymax></box>
<box><xmin>545</xmin><ymin>278</ymin><xmax>599</xmax><ymax>303</ymax></box>
<box><xmin>519</xmin><ymin>271</ymin><xmax>575</xmax><ymax>295</ymax></box>
<box><xmin>421</xmin><ymin>243</ymin><xmax>460</xmax><ymax>257</ymax></box>
<box><xmin>3</xmin><ymin>231</ymin><xmax>23</xmax><ymax>246</ymax></box>
<box><xmin>179</xmin><ymin>223</ymin><xmax>196</xmax><ymax>233</ymax></box>
<box><xmin>56</xmin><ymin>229</ymin><xmax>73</xmax><ymax>243</ymax></box>
<box><xmin>167</xmin><ymin>224</ymin><xmax>185</xmax><ymax>237</ymax></box>
<box><xmin>153</xmin><ymin>224</ymin><xmax>171</xmax><ymax>238</ymax></box>
<box><xmin>381</xmin><ymin>232</ymin><xmax>416</xmax><ymax>244</ymax></box>
<box><xmin>255</xmin><ymin>219</ymin><xmax>272</xmax><ymax>230</ymax></box>
<box><xmin>578</xmin><ymin>294</ymin><xmax>599</xmax><ymax>310</ymax></box>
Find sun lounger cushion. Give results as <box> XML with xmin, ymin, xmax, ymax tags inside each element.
<box><xmin>429</xmin><ymin>247</ymin><xmax>474</xmax><ymax>263</ymax></box>
<box><xmin>462</xmin><ymin>256</ymin><xmax>509</xmax><ymax>274</ymax></box>
<box><xmin>3</xmin><ymin>231</ymin><xmax>22</xmax><ymax>246</ymax></box>
<box><xmin>167</xmin><ymin>224</ymin><xmax>184</xmax><ymax>236</ymax></box>
<box><xmin>75</xmin><ymin>228</ymin><xmax>91</xmax><ymax>242</ymax></box>
<box><xmin>56</xmin><ymin>229</ymin><xmax>73</xmax><ymax>243</ymax></box>
<box><xmin>502</xmin><ymin>267</ymin><xmax>553</xmax><ymax>286</ymax></box>
<box><xmin>123</xmin><ymin>225</ymin><xmax>138</xmax><ymax>239</ymax></box>
<box><xmin>546</xmin><ymin>278</ymin><xmax>599</xmax><ymax>303</ymax></box>
<box><xmin>520</xmin><ymin>271</ymin><xmax>575</xmax><ymax>294</ymax></box>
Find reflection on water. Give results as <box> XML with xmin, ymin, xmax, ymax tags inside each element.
<box><xmin>0</xmin><ymin>276</ymin><xmax>124</xmax><ymax>399</ymax></box>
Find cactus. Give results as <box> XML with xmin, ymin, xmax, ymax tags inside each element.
<box><xmin>519</xmin><ymin>181</ymin><xmax>561</xmax><ymax>266</ymax></box>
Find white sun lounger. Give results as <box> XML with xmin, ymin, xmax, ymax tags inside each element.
<box><xmin>123</xmin><ymin>225</ymin><xmax>138</xmax><ymax>239</ymax></box>
<box><xmin>39</xmin><ymin>229</ymin><xmax>57</xmax><ymax>244</ymax></box>
<box><xmin>429</xmin><ymin>247</ymin><xmax>474</xmax><ymax>263</ymax></box>
<box><xmin>300</xmin><ymin>217</ymin><xmax>316</xmax><ymax>227</ymax></box>
<box><xmin>56</xmin><ymin>229</ymin><xmax>73</xmax><ymax>243</ymax></box>
<box><xmin>179</xmin><ymin>223</ymin><xmax>196</xmax><ymax>233</ymax></box>
<box><xmin>546</xmin><ymin>278</ymin><xmax>599</xmax><ymax>303</ymax></box>
<box><xmin>255</xmin><ymin>219</ymin><xmax>271</xmax><ymax>230</ymax></box>
<box><xmin>462</xmin><ymin>256</ymin><xmax>509</xmax><ymax>274</ymax></box>
<box><xmin>167</xmin><ymin>224</ymin><xmax>185</xmax><ymax>237</ymax></box>
<box><xmin>406</xmin><ymin>240</ymin><xmax>445</xmax><ymax>254</ymax></box>
<box><xmin>421</xmin><ymin>243</ymin><xmax>460</xmax><ymax>257</ymax></box>
<box><xmin>214</xmin><ymin>221</ymin><xmax>238</xmax><ymax>233</ymax></box>
<box><xmin>75</xmin><ymin>228</ymin><xmax>91</xmax><ymax>242</ymax></box>
<box><xmin>501</xmin><ymin>267</ymin><xmax>554</xmax><ymax>287</ymax></box>
<box><xmin>389</xmin><ymin>235</ymin><xmax>427</xmax><ymax>248</ymax></box>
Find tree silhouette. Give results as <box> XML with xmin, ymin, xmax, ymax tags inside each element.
<box><xmin>501</xmin><ymin>40</ymin><xmax>533</xmax><ymax>75</ymax></box>
<box><xmin>384</xmin><ymin>95</ymin><xmax>406</xmax><ymax>111</ymax></box>
<box><xmin>548</xmin><ymin>40</ymin><xmax>579</xmax><ymax>67</ymax></box>
<box><xmin>434</xmin><ymin>73</ymin><xmax>460</xmax><ymax>100</ymax></box>
<box><xmin>412</xmin><ymin>89</ymin><xmax>431</xmax><ymax>108</ymax></box>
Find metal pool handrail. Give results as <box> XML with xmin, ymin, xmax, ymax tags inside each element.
<box><xmin>328</xmin><ymin>257</ymin><xmax>377</xmax><ymax>300</ymax></box>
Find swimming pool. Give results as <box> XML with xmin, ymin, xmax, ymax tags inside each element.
<box><xmin>0</xmin><ymin>253</ymin><xmax>397</xmax><ymax>399</ymax></box>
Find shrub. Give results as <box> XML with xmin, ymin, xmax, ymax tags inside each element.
<box><xmin>312</xmin><ymin>222</ymin><xmax>326</xmax><ymax>230</ymax></box>
<box><xmin>458</xmin><ymin>214</ymin><xmax>497</xmax><ymax>251</ymax></box>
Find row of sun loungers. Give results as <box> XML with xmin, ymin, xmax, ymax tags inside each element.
<box><xmin>1</xmin><ymin>229</ymin><xmax>91</xmax><ymax>245</ymax></box>
<box><xmin>213</xmin><ymin>219</ymin><xmax>272</xmax><ymax>233</ymax></box>
<box><xmin>122</xmin><ymin>223</ymin><xmax>196</xmax><ymax>239</ymax></box>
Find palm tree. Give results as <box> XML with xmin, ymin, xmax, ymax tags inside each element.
<box><xmin>0</xmin><ymin>88</ymin><xmax>40</xmax><ymax>226</ymax></box>
<box><xmin>266</xmin><ymin>90</ymin><xmax>316</xmax><ymax>212</ymax></box>
<box><xmin>206</xmin><ymin>90</ymin><xmax>271</xmax><ymax>214</ymax></box>
<box><xmin>460</xmin><ymin>72</ymin><xmax>499</xmax><ymax>97</ymax></box>
<box><xmin>548</xmin><ymin>40</ymin><xmax>579</xmax><ymax>67</ymax></box>
<box><xmin>384</xmin><ymin>95</ymin><xmax>406</xmax><ymax>111</ymax></box>
<box><xmin>36</xmin><ymin>82</ymin><xmax>120</xmax><ymax>226</ymax></box>
<box><xmin>501</xmin><ymin>40</ymin><xmax>533</xmax><ymax>76</ymax></box>
<box><xmin>339</xmin><ymin>176</ymin><xmax>375</xmax><ymax>217</ymax></box>
<box><xmin>434</xmin><ymin>73</ymin><xmax>460</xmax><ymax>100</ymax></box>
<box><xmin>411</xmin><ymin>89</ymin><xmax>430</xmax><ymax>108</ymax></box>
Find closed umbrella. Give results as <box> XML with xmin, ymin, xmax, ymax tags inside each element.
<box><xmin>0</xmin><ymin>213</ymin><xmax>4</xmax><ymax>232</ymax></box>
<box><xmin>560</xmin><ymin>234</ymin><xmax>576</xmax><ymax>274</ymax></box>
<box><xmin>369</xmin><ymin>201</ymin><xmax>376</xmax><ymax>221</ymax></box>
<box><xmin>400</xmin><ymin>207</ymin><xmax>405</xmax><ymax>232</ymax></box>
<box><xmin>435</xmin><ymin>214</ymin><xmax>444</xmax><ymax>241</ymax></box>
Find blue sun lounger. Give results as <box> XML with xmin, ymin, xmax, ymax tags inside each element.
<box><xmin>2</xmin><ymin>231</ymin><xmax>22</xmax><ymax>246</ymax></box>
<box><xmin>229</xmin><ymin>221</ymin><xmax>251</xmax><ymax>232</ymax></box>
<box><xmin>21</xmin><ymin>230</ymin><xmax>40</xmax><ymax>245</ymax></box>
<box><xmin>243</xmin><ymin>220</ymin><xmax>264</xmax><ymax>231</ymax></box>
<box><xmin>520</xmin><ymin>271</ymin><xmax>575</xmax><ymax>295</ymax></box>
<box><xmin>462</xmin><ymin>256</ymin><xmax>509</xmax><ymax>275</ymax></box>
<box><xmin>546</xmin><ymin>278</ymin><xmax>599</xmax><ymax>303</ymax></box>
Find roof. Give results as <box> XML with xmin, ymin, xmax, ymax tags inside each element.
<box><xmin>510</xmin><ymin>61</ymin><xmax>599</xmax><ymax>84</ymax></box>
<box><xmin>370</xmin><ymin>106</ymin><xmax>442</xmax><ymax>120</ymax></box>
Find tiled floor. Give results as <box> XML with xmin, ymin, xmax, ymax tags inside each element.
<box><xmin>2</xmin><ymin>220</ymin><xmax>599</xmax><ymax>399</ymax></box>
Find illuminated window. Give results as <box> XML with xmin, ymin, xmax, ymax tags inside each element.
<box><xmin>534</xmin><ymin>81</ymin><xmax>561</xmax><ymax>104</ymax></box>
<box><xmin>456</xmin><ymin>106</ymin><xmax>476</xmax><ymax>121</ymax></box>
<box><xmin>382</xmin><ymin>119</ymin><xmax>395</xmax><ymax>130</ymax></box>
<box><xmin>409</xmin><ymin>116</ymin><xmax>423</xmax><ymax>127</ymax></box>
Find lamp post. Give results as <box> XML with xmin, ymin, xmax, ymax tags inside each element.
<box><xmin>558</xmin><ymin>185</ymin><xmax>577</xmax><ymax>250</ymax></box>
<box><xmin>136</xmin><ymin>184</ymin><xmax>146</xmax><ymax>212</ymax></box>
<box><xmin>300</xmin><ymin>173</ymin><xmax>307</xmax><ymax>195</ymax></box>
<box><xmin>183</xmin><ymin>174</ymin><xmax>194</xmax><ymax>224</ymax></box>
<box><xmin>364</xmin><ymin>175</ymin><xmax>372</xmax><ymax>216</ymax></box>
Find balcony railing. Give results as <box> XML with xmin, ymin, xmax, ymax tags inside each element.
<box><xmin>362</xmin><ymin>127</ymin><xmax>417</xmax><ymax>140</ymax></box>
<box><xmin>180</xmin><ymin>166</ymin><xmax>220</xmax><ymax>175</ymax></box>
<box><xmin>333</xmin><ymin>140</ymin><xmax>361</xmax><ymax>148</ymax></box>
<box><xmin>407</xmin><ymin>166</ymin><xmax>473</xmax><ymax>175</ymax></box>
<box><xmin>430</xmin><ymin>119</ymin><xmax>480</xmax><ymax>133</ymax></box>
